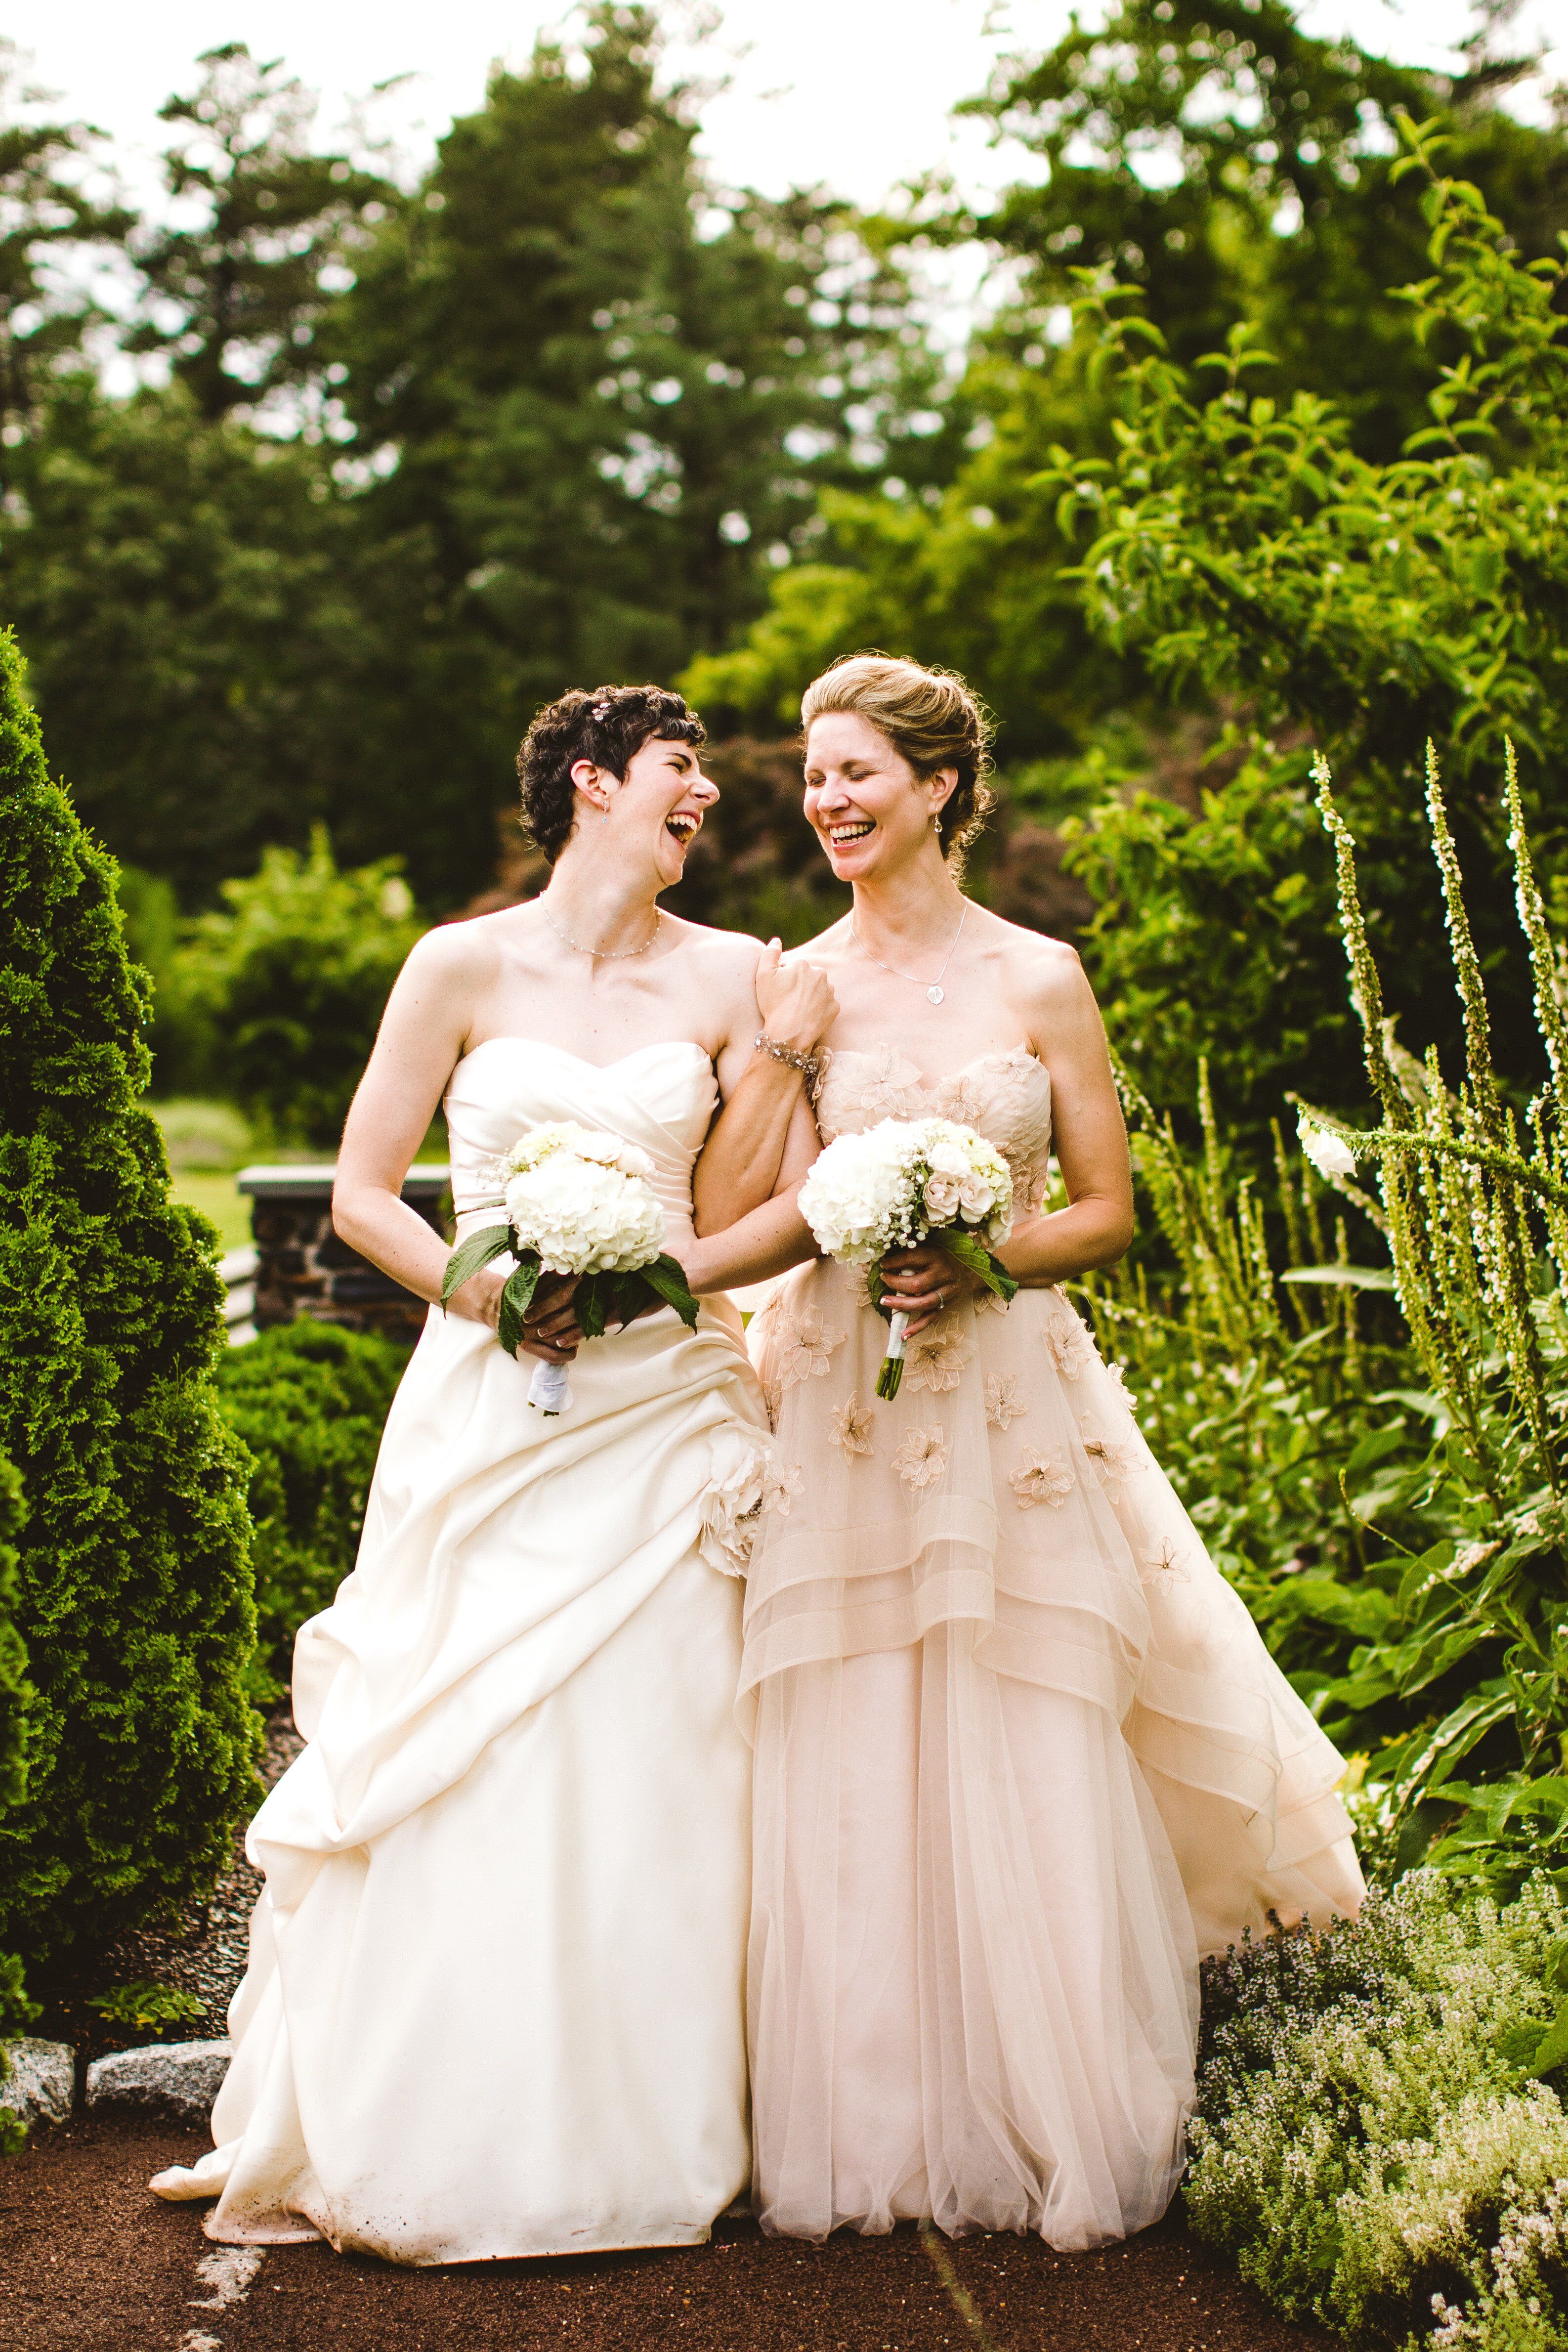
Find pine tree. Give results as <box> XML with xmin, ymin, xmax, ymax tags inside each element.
<box><xmin>0</xmin><ymin>627</ymin><xmax>255</xmax><ymax>1987</ymax></box>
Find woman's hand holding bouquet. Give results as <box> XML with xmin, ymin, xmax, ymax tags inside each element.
<box><xmin>441</xmin><ymin>1122</ymin><xmax>699</xmax><ymax>1414</ymax></box>
<box><xmin>797</xmin><ymin>1117</ymin><xmax>1018</xmax><ymax>1399</ymax></box>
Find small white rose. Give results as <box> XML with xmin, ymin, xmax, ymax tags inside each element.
<box><xmin>923</xmin><ymin>1172</ymin><xmax>961</xmax><ymax>1220</ymax></box>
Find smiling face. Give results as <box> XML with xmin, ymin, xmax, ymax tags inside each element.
<box><xmin>803</xmin><ymin>711</ymin><xmax>955</xmax><ymax>885</ymax></box>
<box><xmin>572</xmin><ymin>733</ymin><xmax>718</xmax><ymax>887</ymax></box>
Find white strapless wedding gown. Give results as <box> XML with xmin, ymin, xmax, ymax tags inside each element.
<box><xmin>151</xmin><ymin>1039</ymin><xmax>770</xmax><ymax>2264</ymax></box>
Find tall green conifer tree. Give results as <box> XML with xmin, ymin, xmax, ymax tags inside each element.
<box><xmin>0</xmin><ymin>629</ymin><xmax>255</xmax><ymax>1985</ymax></box>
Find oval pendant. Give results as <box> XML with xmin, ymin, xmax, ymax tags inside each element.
<box><xmin>927</xmin><ymin>985</ymin><xmax>944</xmax><ymax>1005</ymax></box>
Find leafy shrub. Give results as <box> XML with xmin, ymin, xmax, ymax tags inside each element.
<box><xmin>86</xmin><ymin>1979</ymin><xmax>205</xmax><ymax>2035</ymax></box>
<box><xmin>0</xmin><ymin>626</ymin><xmax>256</xmax><ymax>1991</ymax></box>
<box><xmin>1039</xmin><ymin>114</ymin><xmax>1568</xmax><ymax>1162</ymax></box>
<box><xmin>1189</xmin><ymin>1874</ymin><xmax>1568</xmax><ymax>2349</ymax></box>
<box><xmin>1078</xmin><ymin>1063</ymin><xmax>1412</xmax><ymax>1725</ymax></box>
<box><xmin>1088</xmin><ymin>731</ymin><xmax>1568</xmax><ymax>1889</ymax></box>
<box><xmin>214</xmin><ymin>1322</ymin><xmax>405</xmax><ymax>1686</ymax></box>
<box><xmin>175</xmin><ymin>828</ymin><xmax>423</xmax><ymax>1150</ymax></box>
<box><xmin>0</xmin><ymin>1452</ymin><xmax>29</xmax><ymax>2153</ymax></box>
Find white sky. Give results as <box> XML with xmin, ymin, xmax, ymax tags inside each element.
<box><xmin>11</xmin><ymin>1</ymin><xmax>1563</xmax><ymax>205</ymax></box>
<box><xmin>9</xmin><ymin>0</ymin><xmax>1566</xmax><ymax>351</ymax></box>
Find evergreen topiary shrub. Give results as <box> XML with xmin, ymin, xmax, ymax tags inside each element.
<box><xmin>0</xmin><ymin>626</ymin><xmax>256</xmax><ymax>1993</ymax></box>
<box><xmin>0</xmin><ymin>1451</ymin><xmax>31</xmax><ymax>2153</ymax></box>
<box><xmin>213</xmin><ymin>1322</ymin><xmax>404</xmax><ymax>1686</ymax></box>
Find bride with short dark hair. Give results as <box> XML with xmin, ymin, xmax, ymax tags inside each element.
<box><xmin>737</xmin><ymin>653</ymin><xmax>1364</xmax><ymax>2249</ymax></box>
<box><xmin>152</xmin><ymin>682</ymin><xmax>834</xmax><ymax>2263</ymax></box>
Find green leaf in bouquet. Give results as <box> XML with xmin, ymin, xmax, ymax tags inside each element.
<box><xmin>496</xmin><ymin>1257</ymin><xmax>542</xmax><ymax>1358</ymax></box>
<box><xmin>576</xmin><ymin>1273</ymin><xmax>612</xmax><ymax>1341</ymax></box>
<box><xmin>441</xmin><ymin>1222</ymin><xmax>510</xmax><ymax>1303</ymax></box>
<box><xmin>640</xmin><ymin>1253</ymin><xmax>701</xmax><ymax>1330</ymax></box>
<box><xmin>866</xmin><ymin>1263</ymin><xmax>890</xmax><ymax>1317</ymax></box>
<box><xmin>936</xmin><ymin>1227</ymin><xmax>1020</xmax><ymax>1304</ymax></box>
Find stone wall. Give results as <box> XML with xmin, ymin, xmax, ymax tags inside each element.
<box><xmin>237</xmin><ymin>1166</ymin><xmax>450</xmax><ymax>1342</ymax></box>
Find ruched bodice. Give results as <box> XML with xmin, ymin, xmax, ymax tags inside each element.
<box><xmin>446</xmin><ymin>1036</ymin><xmax>717</xmax><ymax>1246</ymax></box>
<box><xmin>153</xmin><ymin>1035</ymin><xmax>767</xmax><ymax>2264</ymax></box>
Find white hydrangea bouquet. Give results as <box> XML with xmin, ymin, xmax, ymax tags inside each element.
<box><xmin>798</xmin><ymin>1116</ymin><xmax>1018</xmax><ymax>1400</ymax></box>
<box><xmin>440</xmin><ymin>1122</ymin><xmax>699</xmax><ymax>1414</ymax></box>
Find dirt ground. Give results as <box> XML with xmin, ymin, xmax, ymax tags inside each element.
<box><xmin>0</xmin><ymin>2114</ymin><xmax>1339</xmax><ymax>2352</ymax></box>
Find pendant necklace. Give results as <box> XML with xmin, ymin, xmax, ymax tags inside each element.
<box><xmin>849</xmin><ymin>903</ymin><xmax>967</xmax><ymax>1005</ymax></box>
<box><xmin>541</xmin><ymin>899</ymin><xmax>662</xmax><ymax>960</ymax></box>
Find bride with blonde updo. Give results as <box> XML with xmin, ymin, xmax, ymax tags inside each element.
<box><xmin>733</xmin><ymin>652</ymin><xmax>1364</xmax><ymax>2249</ymax></box>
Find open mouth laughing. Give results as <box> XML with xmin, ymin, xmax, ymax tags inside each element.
<box><xmin>664</xmin><ymin>811</ymin><xmax>701</xmax><ymax>846</ymax></box>
<box><xmin>827</xmin><ymin>819</ymin><xmax>875</xmax><ymax>847</ymax></box>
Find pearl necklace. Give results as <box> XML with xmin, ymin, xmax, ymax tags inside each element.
<box><xmin>541</xmin><ymin>899</ymin><xmax>662</xmax><ymax>960</ymax></box>
<box><xmin>849</xmin><ymin>903</ymin><xmax>967</xmax><ymax>1005</ymax></box>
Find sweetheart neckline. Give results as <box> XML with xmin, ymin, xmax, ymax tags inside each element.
<box><xmin>450</xmin><ymin>1036</ymin><xmax>713</xmax><ymax>1081</ymax></box>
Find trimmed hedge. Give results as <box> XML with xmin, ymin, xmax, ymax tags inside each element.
<box><xmin>0</xmin><ymin>628</ymin><xmax>256</xmax><ymax>1989</ymax></box>
<box><xmin>0</xmin><ymin>1452</ymin><xmax>29</xmax><ymax>2151</ymax></box>
<box><xmin>214</xmin><ymin>1322</ymin><xmax>405</xmax><ymax>1683</ymax></box>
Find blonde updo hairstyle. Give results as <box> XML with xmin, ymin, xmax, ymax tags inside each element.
<box><xmin>800</xmin><ymin>652</ymin><xmax>996</xmax><ymax>872</ymax></box>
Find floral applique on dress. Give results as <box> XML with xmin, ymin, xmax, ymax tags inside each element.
<box><xmin>906</xmin><ymin>1327</ymin><xmax>975</xmax><ymax>1395</ymax></box>
<box><xmin>760</xmin><ymin>1457</ymin><xmax>804</xmax><ymax>1516</ymax></box>
<box><xmin>773</xmin><ymin>1308</ymin><xmax>847</xmax><ymax>1390</ymax></box>
<box><xmin>830</xmin><ymin>1396</ymin><xmax>875</xmax><ymax>1459</ymax></box>
<box><xmin>1142</xmin><ymin>1536</ymin><xmax>1190</xmax><ymax>1592</ymax></box>
<box><xmin>1043</xmin><ymin>1306</ymin><xmax>1096</xmax><ymax>1378</ymax></box>
<box><xmin>892</xmin><ymin>1426</ymin><xmax>948</xmax><ymax>1494</ymax></box>
<box><xmin>984</xmin><ymin>1374</ymin><xmax>1029</xmax><ymax>1432</ymax></box>
<box><xmin>1080</xmin><ymin>1417</ymin><xmax>1143</xmax><ymax>1503</ymax></box>
<box><xmin>1009</xmin><ymin>1449</ymin><xmax>1075</xmax><ymax>1510</ymax></box>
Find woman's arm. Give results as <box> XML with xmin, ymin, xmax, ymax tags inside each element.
<box><xmin>331</xmin><ymin>930</ymin><xmax>583</xmax><ymax>1364</ymax></box>
<box><xmin>1000</xmin><ymin>947</ymin><xmax>1134</xmax><ymax>1285</ymax></box>
<box><xmin>692</xmin><ymin>941</ymin><xmax>837</xmax><ymax>1234</ymax></box>
<box><xmin>682</xmin><ymin>1188</ymin><xmax>818</xmax><ymax>1295</ymax></box>
<box><xmin>881</xmin><ymin>946</ymin><xmax>1134</xmax><ymax>1334</ymax></box>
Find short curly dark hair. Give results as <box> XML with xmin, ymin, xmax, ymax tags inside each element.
<box><xmin>516</xmin><ymin>684</ymin><xmax>707</xmax><ymax>864</ymax></box>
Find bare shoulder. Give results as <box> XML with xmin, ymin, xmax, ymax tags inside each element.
<box><xmin>664</xmin><ymin>912</ymin><xmax>766</xmax><ymax>975</ymax></box>
<box><xmin>662</xmin><ymin>914</ymin><xmax>771</xmax><ymax>1010</ymax></box>
<box><xmin>394</xmin><ymin>905</ymin><xmax>509</xmax><ymax>1002</ymax></box>
<box><xmin>975</xmin><ymin>908</ymin><xmax>1100</xmax><ymax>1033</ymax></box>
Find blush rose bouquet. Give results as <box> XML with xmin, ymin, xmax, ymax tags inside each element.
<box><xmin>797</xmin><ymin>1115</ymin><xmax>1018</xmax><ymax>1399</ymax></box>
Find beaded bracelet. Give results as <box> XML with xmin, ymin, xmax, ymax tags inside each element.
<box><xmin>754</xmin><ymin>1031</ymin><xmax>820</xmax><ymax>1087</ymax></box>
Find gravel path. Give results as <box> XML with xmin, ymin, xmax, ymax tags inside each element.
<box><xmin>15</xmin><ymin>1715</ymin><xmax>1342</xmax><ymax>2348</ymax></box>
<box><xmin>1</xmin><ymin>2116</ymin><xmax>1340</xmax><ymax>2352</ymax></box>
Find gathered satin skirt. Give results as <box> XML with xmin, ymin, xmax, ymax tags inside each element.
<box><xmin>152</xmin><ymin>1295</ymin><xmax>768</xmax><ymax>2263</ymax></box>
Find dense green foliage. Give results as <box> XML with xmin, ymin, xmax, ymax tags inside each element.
<box><xmin>175</xmin><ymin>831</ymin><xmax>424</xmax><ymax>1148</ymax></box>
<box><xmin>0</xmin><ymin>1451</ymin><xmax>29</xmax><ymax>2148</ymax></box>
<box><xmin>213</xmin><ymin>1323</ymin><xmax>405</xmax><ymax>1688</ymax></box>
<box><xmin>1190</xmin><ymin>1874</ymin><xmax>1568</xmax><ymax>2349</ymax></box>
<box><xmin>701</xmin><ymin>108</ymin><xmax>1568</xmax><ymax>1164</ymax></box>
<box><xmin>0</xmin><ymin>629</ymin><xmax>256</xmax><ymax>1989</ymax></box>
<box><xmin>0</xmin><ymin>15</ymin><xmax>937</xmax><ymax>910</ymax></box>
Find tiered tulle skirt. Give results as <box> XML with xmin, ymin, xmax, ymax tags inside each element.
<box><xmin>743</xmin><ymin>1268</ymin><xmax>1362</xmax><ymax>2248</ymax></box>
